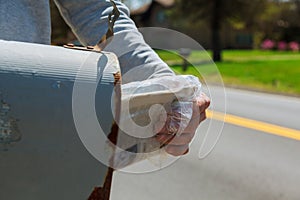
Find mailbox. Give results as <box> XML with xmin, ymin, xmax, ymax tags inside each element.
<box><xmin>0</xmin><ymin>40</ymin><xmax>120</xmax><ymax>200</ymax></box>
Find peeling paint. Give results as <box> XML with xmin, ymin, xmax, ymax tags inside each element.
<box><xmin>0</xmin><ymin>99</ymin><xmax>21</xmax><ymax>150</ymax></box>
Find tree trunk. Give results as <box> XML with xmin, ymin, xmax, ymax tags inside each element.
<box><xmin>211</xmin><ymin>0</ymin><xmax>222</xmax><ymax>62</ymax></box>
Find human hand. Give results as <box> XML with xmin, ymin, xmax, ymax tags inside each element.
<box><xmin>155</xmin><ymin>93</ymin><xmax>210</xmax><ymax>156</ymax></box>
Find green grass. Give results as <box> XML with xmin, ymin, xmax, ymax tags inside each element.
<box><xmin>156</xmin><ymin>50</ymin><xmax>300</xmax><ymax>96</ymax></box>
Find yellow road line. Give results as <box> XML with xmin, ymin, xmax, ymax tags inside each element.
<box><xmin>206</xmin><ymin>110</ymin><xmax>300</xmax><ymax>141</ymax></box>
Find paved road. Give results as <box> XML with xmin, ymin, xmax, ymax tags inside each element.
<box><xmin>111</xmin><ymin>87</ymin><xmax>300</xmax><ymax>200</ymax></box>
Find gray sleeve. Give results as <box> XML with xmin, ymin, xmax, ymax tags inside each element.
<box><xmin>53</xmin><ymin>0</ymin><xmax>174</xmax><ymax>83</ymax></box>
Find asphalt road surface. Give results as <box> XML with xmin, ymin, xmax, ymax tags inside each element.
<box><xmin>111</xmin><ymin>87</ymin><xmax>300</xmax><ymax>200</ymax></box>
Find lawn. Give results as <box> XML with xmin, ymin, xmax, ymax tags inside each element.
<box><xmin>156</xmin><ymin>50</ymin><xmax>300</xmax><ymax>96</ymax></box>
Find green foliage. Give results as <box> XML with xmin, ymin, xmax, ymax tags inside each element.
<box><xmin>215</xmin><ymin>58</ymin><xmax>300</xmax><ymax>95</ymax></box>
<box><xmin>170</xmin><ymin>0</ymin><xmax>300</xmax><ymax>51</ymax></box>
<box><xmin>251</xmin><ymin>0</ymin><xmax>300</xmax><ymax>42</ymax></box>
<box><xmin>171</xmin><ymin>0</ymin><xmax>267</xmax><ymax>61</ymax></box>
<box><xmin>174</xmin><ymin>0</ymin><xmax>266</xmax><ymax>29</ymax></box>
<box><xmin>156</xmin><ymin>49</ymin><xmax>300</xmax><ymax>95</ymax></box>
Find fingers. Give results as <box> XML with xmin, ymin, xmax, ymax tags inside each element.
<box><xmin>197</xmin><ymin>92</ymin><xmax>211</xmax><ymax>113</ymax></box>
<box><xmin>183</xmin><ymin>111</ymin><xmax>206</xmax><ymax>133</ymax></box>
<box><xmin>156</xmin><ymin>132</ymin><xmax>195</xmax><ymax>146</ymax></box>
<box><xmin>156</xmin><ymin>110</ymin><xmax>205</xmax><ymax>146</ymax></box>
<box><xmin>156</xmin><ymin>110</ymin><xmax>206</xmax><ymax>146</ymax></box>
<box><xmin>156</xmin><ymin>94</ymin><xmax>210</xmax><ymax>136</ymax></box>
<box><xmin>155</xmin><ymin>113</ymin><xmax>181</xmax><ymax>135</ymax></box>
<box><xmin>200</xmin><ymin>111</ymin><xmax>207</xmax><ymax>123</ymax></box>
<box><xmin>165</xmin><ymin>144</ymin><xmax>189</xmax><ymax>157</ymax></box>
<box><xmin>155</xmin><ymin>93</ymin><xmax>210</xmax><ymax>157</ymax></box>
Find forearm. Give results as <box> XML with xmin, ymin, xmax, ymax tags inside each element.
<box><xmin>54</xmin><ymin>0</ymin><xmax>174</xmax><ymax>83</ymax></box>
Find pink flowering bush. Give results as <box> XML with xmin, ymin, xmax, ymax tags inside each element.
<box><xmin>277</xmin><ymin>41</ymin><xmax>287</xmax><ymax>51</ymax></box>
<box><xmin>289</xmin><ymin>41</ymin><xmax>299</xmax><ymax>52</ymax></box>
<box><xmin>261</xmin><ymin>39</ymin><xmax>275</xmax><ymax>50</ymax></box>
<box><xmin>260</xmin><ymin>39</ymin><xmax>299</xmax><ymax>52</ymax></box>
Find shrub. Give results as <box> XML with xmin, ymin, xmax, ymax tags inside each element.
<box><xmin>277</xmin><ymin>41</ymin><xmax>287</xmax><ymax>51</ymax></box>
<box><xmin>289</xmin><ymin>41</ymin><xmax>299</xmax><ymax>52</ymax></box>
<box><xmin>261</xmin><ymin>39</ymin><xmax>275</xmax><ymax>50</ymax></box>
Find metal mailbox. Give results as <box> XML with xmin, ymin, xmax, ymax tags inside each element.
<box><xmin>0</xmin><ymin>40</ymin><xmax>120</xmax><ymax>200</ymax></box>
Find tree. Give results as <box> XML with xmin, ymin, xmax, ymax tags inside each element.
<box><xmin>175</xmin><ymin>0</ymin><xmax>266</xmax><ymax>61</ymax></box>
<box><xmin>254</xmin><ymin>0</ymin><xmax>300</xmax><ymax>43</ymax></box>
